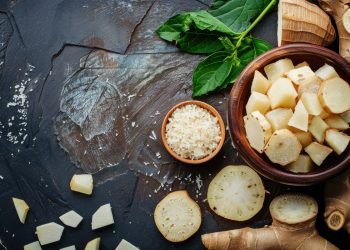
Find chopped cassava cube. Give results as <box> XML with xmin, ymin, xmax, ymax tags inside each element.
<box><xmin>285</xmin><ymin>154</ymin><xmax>313</xmax><ymax>173</ymax></box>
<box><xmin>340</xmin><ymin>110</ymin><xmax>350</xmax><ymax>123</ymax></box>
<box><xmin>315</xmin><ymin>64</ymin><xmax>339</xmax><ymax>80</ymax></box>
<box><xmin>264</xmin><ymin>58</ymin><xmax>294</xmax><ymax>82</ymax></box>
<box><xmin>318</xmin><ymin>77</ymin><xmax>350</xmax><ymax>114</ymax></box>
<box><xmin>325</xmin><ymin>115</ymin><xmax>349</xmax><ymax>130</ymax></box>
<box><xmin>264</xmin><ymin>129</ymin><xmax>302</xmax><ymax>166</ymax></box>
<box><xmin>301</xmin><ymin>93</ymin><xmax>323</xmax><ymax>116</ymax></box>
<box><xmin>309</xmin><ymin>116</ymin><xmax>329</xmax><ymax>143</ymax></box>
<box><xmin>265</xmin><ymin>108</ymin><xmax>293</xmax><ymax>131</ymax></box>
<box><xmin>287</xmin><ymin>66</ymin><xmax>315</xmax><ymax>85</ymax></box>
<box><xmin>325</xmin><ymin>129</ymin><xmax>350</xmax><ymax>155</ymax></box>
<box><xmin>305</xmin><ymin>142</ymin><xmax>333</xmax><ymax>166</ymax></box>
<box><xmin>251</xmin><ymin>70</ymin><xmax>271</xmax><ymax>94</ymax></box>
<box><xmin>244</xmin><ymin>111</ymin><xmax>272</xmax><ymax>153</ymax></box>
<box><xmin>294</xmin><ymin>131</ymin><xmax>313</xmax><ymax>148</ymax></box>
<box><xmin>267</xmin><ymin>78</ymin><xmax>297</xmax><ymax>109</ymax></box>
<box><xmin>297</xmin><ymin>75</ymin><xmax>321</xmax><ymax>97</ymax></box>
<box><xmin>246</xmin><ymin>91</ymin><xmax>271</xmax><ymax>115</ymax></box>
<box><xmin>288</xmin><ymin>100</ymin><xmax>309</xmax><ymax>132</ymax></box>
<box><xmin>295</xmin><ymin>61</ymin><xmax>309</xmax><ymax>69</ymax></box>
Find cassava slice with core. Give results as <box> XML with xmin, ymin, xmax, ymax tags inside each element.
<box><xmin>154</xmin><ymin>191</ymin><xmax>201</xmax><ymax>242</ymax></box>
<box><xmin>207</xmin><ymin>165</ymin><xmax>265</xmax><ymax>221</ymax></box>
<box><xmin>270</xmin><ymin>193</ymin><xmax>318</xmax><ymax>225</ymax></box>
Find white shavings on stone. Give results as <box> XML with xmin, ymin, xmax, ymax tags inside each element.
<box><xmin>154</xmin><ymin>110</ymin><xmax>160</xmax><ymax>116</ymax></box>
<box><xmin>149</xmin><ymin>130</ymin><xmax>157</xmax><ymax>140</ymax></box>
<box><xmin>143</xmin><ymin>162</ymin><xmax>150</xmax><ymax>166</ymax></box>
<box><xmin>165</xmin><ymin>104</ymin><xmax>221</xmax><ymax>160</ymax></box>
<box><xmin>0</xmin><ymin>175</ymin><xmax>4</xmax><ymax>180</ymax></box>
<box><xmin>155</xmin><ymin>152</ymin><xmax>161</xmax><ymax>159</ymax></box>
<box><xmin>195</xmin><ymin>174</ymin><xmax>203</xmax><ymax>191</ymax></box>
<box><xmin>131</xmin><ymin>122</ymin><xmax>136</xmax><ymax>128</ymax></box>
<box><xmin>127</xmin><ymin>94</ymin><xmax>136</xmax><ymax>101</ymax></box>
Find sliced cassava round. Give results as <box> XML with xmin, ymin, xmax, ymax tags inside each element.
<box><xmin>207</xmin><ymin>165</ymin><xmax>265</xmax><ymax>221</ymax></box>
<box><xmin>270</xmin><ymin>193</ymin><xmax>318</xmax><ymax>225</ymax></box>
<box><xmin>342</xmin><ymin>9</ymin><xmax>350</xmax><ymax>34</ymax></box>
<box><xmin>318</xmin><ymin>77</ymin><xmax>350</xmax><ymax>114</ymax></box>
<box><xmin>244</xmin><ymin>111</ymin><xmax>272</xmax><ymax>153</ymax></box>
<box><xmin>154</xmin><ymin>190</ymin><xmax>201</xmax><ymax>242</ymax></box>
<box><xmin>264</xmin><ymin>129</ymin><xmax>302</xmax><ymax>166</ymax></box>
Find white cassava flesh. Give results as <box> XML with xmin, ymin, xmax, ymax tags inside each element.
<box><xmin>287</xmin><ymin>66</ymin><xmax>315</xmax><ymax>85</ymax></box>
<box><xmin>36</xmin><ymin>222</ymin><xmax>64</xmax><ymax>245</ymax></box>
<box><xmin>325</xmin><ymin>115</ymin><xmax>349</xmax><ymax>130</ymax></box>
<box><xmin>115</xmin><ymin>239</ymin><xmax>139</xmax><ymax>250</ymax></box>
<box><xmin>85</xmin><ymin>238</ymin><xmax>100</xmax><ymax>250</ymax></box>
<box><xmin>343</xmin><ymin>9</ymin><xmax>350</xmax><ymax>34</ymax></box>
<box><xmin>285</xmin><ymin>155</ymin><xmax>313</xmax><ymax>173</ymax></box>
<box><xmin>318</xmin><ymin>77</ymin><xmax>350</xmax><ymax>114</ymax></box>
<box><xmin>325</xmin><ymin>129</ymin><xmax>350</xmax><ymax>155</ymax></box>
<box><xmin>207</xmin><ymin>165</ymin><xmax>265</xmax><ymax>221</ymax></box>
<box><xmin>154</xmin><ymin>190</ymin><xmax>201</xmax><ymax>242</ymax></box>
<box><xmin>251</xmin><ymin>70</ymin><xmax>271</xmax><ymax>94</ymax></box>
<box><xmin>287</xmin><ymin>100</ymin><xmax>309</xmax><ymax>132</ymax></box>
<box><xmin>297</xmin><ymin>75</ymin><xmax>321</xmax><ymax>96</ymax></box>
<box><xmin>70</xmin><ymin>174</ymin><xmax>93</xmax><ymax>195</ymax></box>
<box><xmin>24</xmin><ymin>241</ymin><xmax>42</xmax><ymax>250</ymax></box>
<box><xmin>294</xmin><ymin>131</ymin><xmax>313</xmax><ymax>148</ymax></box>
<box><xmin>59</xmin><ymin>210</ymin><xmax>83</xmax><ymax>228</ymax></box>
<box><xmin>264</xmin><ymin>58</ymin><xmax>294</xmax><ymax>82</ymax></box>
<box><xmin>315</xmin><ymin>64</ymin><xmax>339</xmax><ymax>81</ymax></box>
<box><xmin>305</xmin><ymin>142</ymin><xmax>333</xmax><ymax>166</ymax></box>
<box><xmin>91</xmin><ymin>203</ymin><xmax>114</xmax><ymax>230</ymax></box>
<box><xmin>244</xmin><ymin>111</ymin><xmax>272</xmax><ymax>153</ymax></box>
<box><xmin>270</xmin><ymin>194</ymin><xmax>318</xmax><ymax>225</ymax></box>
<box><xmin>267</xmin><ymin>77</ymin><xmax>297</xmax><ymax>109</ymax></box>
<box><xmin>245</xmin><ymin>91</ymin><xmax>270</xmax><ymax>115</ymax></box>
<box><xmin>265</xmin><ymin>108</ymin><xmax>293</xmax><ymax>131</ymax></box>
<box><xmin>295</xmin><ymin>61</ymin><xmax>309</xmax><ymax>69</ymax></box>
<box><xmin>340</xmin><ymin>110</ymin><xmax>350</xmax><ymax>123</ymax></box>
<box><xmin>264</xmin><ymin>129</ymin><xmax>302</xmax><ymax>166</ymax></box>
<box><xmin>301</xmin><ymin>93</ymin><xmax>323</xmax><ymax>116</ymax></box>
<box><xmin>12</xmin><ymin>197</ymin><xmax>29</xmax><ymax>224</ymax></box>
<box><xmin>309</xmin><ymin>116</ymin><xmax>329</xmax><ymax>143</ymax></box>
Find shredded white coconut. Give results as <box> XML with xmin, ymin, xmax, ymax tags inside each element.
<box><xmin>165</xmin><ymin>104</ymin><xmax>221</xmax><ymax>160</ymax></box>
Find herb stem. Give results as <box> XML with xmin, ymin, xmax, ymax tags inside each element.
<box><xmin>235</xmin><ymin>0</ymin><xmax>276</xmax><ymax>48</ymax></box>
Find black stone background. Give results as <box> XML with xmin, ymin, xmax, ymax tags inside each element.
<box><xmin>0</xmin><ymin>0</ymin><xmax>349</xmax><ymax>249</ymax></box>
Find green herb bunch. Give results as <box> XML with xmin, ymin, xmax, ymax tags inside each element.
<box><xmin>156</xmin><ymin>0</ymin><xmax>277</xmax><ymax>97</ymax></box>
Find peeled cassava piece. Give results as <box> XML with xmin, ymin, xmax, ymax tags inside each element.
<box><xmin>202</xmin><ymin>194</ymin><xmax>338</xmax><ymax>250</ymax></box>
<box><xmin>207</xmin><ymin>165</ymin><xmax>265</xmax><ymax>221</ymax></box>
<box><xmin>154</xmin><ymin>190</ymin><xmax>201</xmax><ymax>242</ymax></box>
<box><xmin>278</xmin><ymin>0</ymin><xmax>336</xmax><ymax>46</ymax></box>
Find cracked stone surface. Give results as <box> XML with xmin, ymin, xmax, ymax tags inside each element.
<box><xmin>0</xmin><ymin>0</ymin><xmax>349</xmax><ymax>249</ymax></box>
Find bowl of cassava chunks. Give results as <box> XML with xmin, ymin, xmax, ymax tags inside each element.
<box><xmin>228</xmin><ymin>43</ymin><xmax>350</xmax><ymax>185</ymax></box>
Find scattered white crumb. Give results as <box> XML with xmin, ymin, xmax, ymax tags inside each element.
<box><xmin>155</xmin><ymin>152</ymin><xmax>161</xmax><ymax>159</ymax></box>
<box><xmin>131</xmin><ymin>122</ymin><xmax>136</xmax><ymax>128</ymax></box>
<box><xmin>149</xmin><ymin>130</ymin><xmax>157</xmax><ymax>140</ymax></box>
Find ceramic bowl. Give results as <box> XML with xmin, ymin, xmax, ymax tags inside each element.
<box><xmin>227</xmin><ymin>43</ymin><xmax>350</xmax><ymax>185</ymax></box>
<box><xmin>161</xmin><ymin>100</ymin><xmax>225</xmax><ymax>164</ymax></box>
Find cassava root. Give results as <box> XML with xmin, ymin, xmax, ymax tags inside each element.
<box><xmin>202</xmin><ymin>193</ymin><xmax>338</xmax><ymax>250</ymax></box>
<box><xmin>324</xmin><ymin>168</ymin><xmax>350</xmax><ymax>233</ymax></box>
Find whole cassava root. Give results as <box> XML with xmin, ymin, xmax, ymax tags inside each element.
<box><xmin>202</xmin><ymin>194</ymin><xmax>338</xmax><ymax>250</ymax></box>
<box><xmin>318</xmin><ymin>0</ymin><xmax>350</xmax><ymax>62</ymax></box>
<box><xmin>324</xmin><ymin>168</ymin><xmax>350</xmax><ymax>233</ymax></box>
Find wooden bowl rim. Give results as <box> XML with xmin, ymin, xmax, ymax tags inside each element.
<box><xmin>161</xmin><ymin>100</ymin><xmax>226</xmax><ymax>164</ymax></box>
<box><xmin>227</xmin><ymin>43</ymin><xmax>350</xmax><ymax>185</ymax></box>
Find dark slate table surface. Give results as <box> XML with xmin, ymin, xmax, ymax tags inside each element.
<box><xmin>0</xmin><ymin>0</ymin><xmax>349</xmax><ymax>249</ymax></box>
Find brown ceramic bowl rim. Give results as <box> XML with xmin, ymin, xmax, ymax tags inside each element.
<box><xmin>161</xmin><ymin>100</ymin><xmax>226</xmax><ymax>164</ymax></box>
<box><xmin>227</xmin><ymin>43</ymin><xmax>350</xmax><ymax>185</ymax></box>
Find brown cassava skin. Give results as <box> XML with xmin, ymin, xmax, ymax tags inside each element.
<box><xmin>325</xmin><ymin>168</ymin><xmax>350</xmax><ymax>233</ymax></box>
<box><xmin>318</xmin><ymin>0</ymin><xmax>350</xmax><ymax>62</ymax></box>
<box><xmin>202</xmin><ymin>219</ymin><xmax>338</xmax><ymax>250</ymax></box>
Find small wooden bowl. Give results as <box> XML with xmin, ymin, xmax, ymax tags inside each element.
<box><xmin>161</xmin><ymin>100</ymin><xmax>225</xmax><ymax>164</ymax></box>
<box><xmin>227</xmin><ymin>43</ymin><xmax>350</xmax><ymax>185</ymax></box>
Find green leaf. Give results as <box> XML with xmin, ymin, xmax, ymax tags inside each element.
<box><xmin>219</xmin><ymin>37</ymin><xmax>236</xmax><ymax>51</ymax></box>
<box><xmin>192</xmin><ymin>51</ymin><xmax>233</xmax><ymax>97</ymax></box>
<box><xmin>223</xmin><ymin>37</ymin><xmax>272</xmax><ymax>86</ymax></box>
<box><xmin>177</xmin><ymin>32</ymin><xmax>225</xmax><ymax>54</ymax></box>
<box><xmin>209</xmin><ymin>0</ymin><xmax>273</xmax><ymax>33</ymax></box>
<box><xmin>156</xmin><ymin>10</ymin><xmax>237</xmax><ymax>53</ymax></box>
